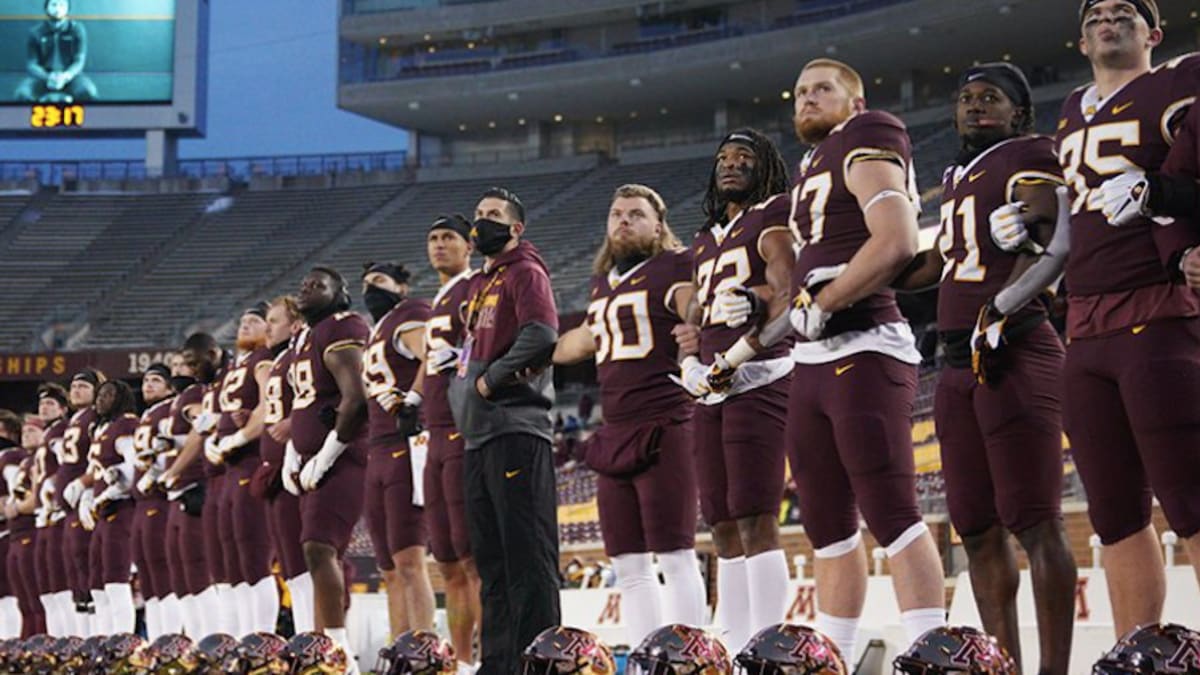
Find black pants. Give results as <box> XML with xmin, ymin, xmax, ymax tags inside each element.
<box><xmin>466</xmin><ymin>434</ymin><xmax>561</xmax><ymax>675</ymax></box>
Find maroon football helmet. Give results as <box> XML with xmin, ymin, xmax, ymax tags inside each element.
<box><xmin>376</xmin><ymin>629</ymin><xmax>457</xmax><ymax>675</ymax></box>
<box><xmin>100</xmin><ymin>632</ymin><xmax>151</xmax><ymax>674</ymax></box>
<box><xmin>521</xmin><ymin>626</ymin><xmax>615</xmax><ymax>675</ymax></box>
<box><xmin>144</xmin><ymin>633</ymin><xmax>201</xmax><ymax>675</ymax></box>
<box><xmin>735</xmin><ymin>624</ymin><xmax>848</xmax><ymax>675</ymax></box>
<box><xmin>893</xmin><ymin>626</ymin><xmax>1015</xmax><ymax>674</ymax></box>
<box><xmin>196</xmin><ymin>633</ymin><xmax>241</xmax><ymax>673</ymax></box>
<box><xmin>21</xmin><ymin>634</ymin><xmax>58</xmax><ymax>673</ymax></box>
<box><xmin>286</xmin><ymin>631</ymin><xmax>349</xmax><ymax>674</ymax></box>
<box><xmin>227</xmin><ymin>631</ymin><xmax>291</xmax><ymax>675</ymax></box>
<box><xmin>1092</xmin><ymin>623</ymin><xmax>1200</xmax><ymax>674</ymax></box>
<box><xmin>628</xmin><ymin>624</ymin><xmax>732</xmax><ymax>674</ymax></box>
<box><xmin>49</xmin><ymin>635</ymin><xmax>86</xmax><ymax>675</ymax></box>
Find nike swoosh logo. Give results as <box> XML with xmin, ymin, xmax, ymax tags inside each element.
<box><xmin>630</xmin><ymin>276</ymin><xmax>647</xmax><ymax>286</ymax></box>
<box><xmin>1113</xmin><ymin>101</ymin><xmax>1134</xmax><ymax>114</ymax></box>
<box><xmin>1131</xmin><ymin>324</ymin><xmax>1147</xmax><ymax>335</ymax></box>
<box><xmin>505</xmin><ymin>469</ymin><xmax>521</xmax><ymax>479</ymax></box>
<box><xmin>696</xmin><ymin>245</ymin><xmax>705</xmax><ymax>255</ymax></box>
<box><xmin>146</xmin><ymin>509</ymin><xmax>159</xmax><ymax>517</ymax></box>
<box><xmin>835</xmin><ymin>364</ymin><xmax>855</xmax><ymax>376</ymax></box>
<box><xmin>392</xmin><ymin>449</ymin><xmax>409</xmax><ymax>458</ymax></box>
<box><xmin>968</xmin><ymin>171</ymin><xmax>986</xmax><ymax>183</ymax></box>
<box><xmin>449</xmin><ymin>432</ymin><xmax>461</xmax><ymax>441</ymax></box>
<box><xmin>238</xmin><ymin>478</ymin><xmax>250</xmax><ymax>486</ymax></box>
<box><xmin>810</xmin><ymin>155</ymin><xmax>823</xmax><ymax>169</ymax></box>
<box><xmin>730</xmin><ymin>228</ymin><xmax>744</xmax><ymax>239</ymax></box>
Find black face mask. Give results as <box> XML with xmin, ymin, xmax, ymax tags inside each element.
<box><xmin>471</xmin><ymin>218</ymin><xmax>513</xmax><ymax>257</ymax></box>
<box><xmin>170</xmin><ymin>375</ymin><xmax>197</xmax><ymax>392</ymax></box>
<box><xmin>363</xmin><ymin>286</ymin><xmax>403</xmax><ymax>322</ymax></box>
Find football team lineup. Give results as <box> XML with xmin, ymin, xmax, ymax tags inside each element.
<box><xmin>2</xmin><ymin>0</ymin><xmax>1200</xmax><ymax>673</ymax></box>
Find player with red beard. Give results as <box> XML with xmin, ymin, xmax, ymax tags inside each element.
<box><xmin>209</xmin><ymin>305</ymin><xmax>278</xmax><ymax>635</ymax></box>
<box><xmin>130</xmin><ymin>363</ymin><xmax>179</xmax><ymax>639</ymax></box>
<box><xmin>31</xmin><ymin>383</ymin><xmax>69</xmax><ymax>637</ymax></box>
<box><xmin>286</xmin><ymin>266</ymin><xmax>370</xmax><ymax>671</ymax></box>
<box><xmin>552</xmin><ymin>184</ymin><xmax>708</xmax><ymax>649</ymax></box>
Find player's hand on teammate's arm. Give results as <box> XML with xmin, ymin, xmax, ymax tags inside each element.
<box><xmin>671</xmin><ymin>323</ymin><xmax>701</xmax><ymax>356</ymax></box>
<box><xmin>61</xmin><ymin>477</ymin><xmax>85</xmax><ymax>508</ymax></box>
<box><xmin>267</xmin><ymin>418</ymin><xmax>291</xmax><ymax>443</ymax></box>
<box><xmin>1181</xmin><ymin>247</ymin><xmax>1200</xmax><ymax>289</ymax></box>
<box><xmin>136</xmin><ymin>466</ymin><xmax>161</xmax><ymax>495</ymax></box>
<box><xmin>78</xmin><ymin>490</ymin><xmax>96</xmax><ymax>530</ymax></box>
<box><xmin>203</xmin><ymin>435</ymin><xmax>224</xmax><ymax>465</ymax></box>
<box><xmin>282</xmin><ymin>441</ymin><xmax>302</xmax><ymax>496</ymax></box>
<box><xmin>713</xmin><ymin>285</ymin><xmax>759</xmax><ymax>328</ymax></box>
<box><xmin>192</xmin><ymin>410</ymin><xmax>218</xmax><ymax>435</ymax></box>
<box><xmin>428</xmin><ymin>346</ymin><xmax>461</xmax><ymax>373</ymax></box>
<box><xmin>988</xmin><ymin>202</ymin><xmax>1039</xmax><ymax>253</ymax></box>
<box><xmin>375</xmin><ymin>389</ymin><xmax>402</xmax><ymax>415</ymax></box>
<box><xmin>298</xmin><ymin>431</ymin><xmax>346</xmax><ymax>491</ymax></box>
<box><xmin>675</xmin><ymin>356</ymin><xmax>712</xmax><ymax>398</ymax></box>
<box><xmin>1098</xmin><ymin>171</ymin><xmax>1152</xmax><ymax>227</ymax></box>
<box><xmin>789</xmin><ymin>264</ymin><xmax>844</xmax><ymax>341</ymax></box>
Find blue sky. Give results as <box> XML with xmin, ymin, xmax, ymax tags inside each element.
<box><xmin>0</xmin><ymin>0</ymin><xmax>408</xmax><ymax>160</ymax></box>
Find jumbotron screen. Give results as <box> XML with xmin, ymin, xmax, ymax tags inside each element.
<box><xmin>0</xmin><ymin>0</ymin><xmax>176</xmax><ymax>105</ymax></box>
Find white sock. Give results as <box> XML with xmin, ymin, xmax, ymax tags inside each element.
<box><xmin>231</xmin><ymin>582</ymin><xmax>252</xmax><ymax>636</ymax></box>
<box><xmin>144</xmin><ymin>598</ymin><xmax>161</xmax><ymax>640</ymax></box>
<box><xmin>0</xmin><ymin>596</ymin><xmax>19</xmax><ymax>638</ymax></box>
<box><xmin>39</xmin><ymin>594</ymin><xmax>56</xmax><ymax>636</ymax></box>
<box><xmin>54</xmin><ymin>591</ymin><xmax>75</xmax><ymax>636</ymax></box>
<box><xmin>160</xmin><ymin>594</ymin><xmax>182</xmax><ymax>635</ymax></box>
<box><xmin>900</xmin><ymin>607</ymin><xmax>946</xmax><ymax>645</ymax></box>
<box><xmin>287</xmin><ymin>573</ymin><xmax>315</xmax><ymax>634</ymax></box>
<box><xmin>612</xmin><ymin>553</ymin><xmax>662</xmax><ymax>648</ymax></box>
<box><xmin>181</xmin><ymin>594</ymin><xmax>204</xmax><ymax>637</ymax></box>
<box><xmin>745</xmin><ymin>549</ymin><xmax>789</xmax><ymax>635</ymax></box>
<box><xmin>715</xmin><ymin>557</ymin><xmax>751</xmax><ymax>654</ymax></box>
<box><xmin>456</xmin><ymin>661</ymin><xmax>476</xmax><ymax>675</ymax></box>
<box><xmin>197</xmin><ymin>586</ymin><xmax>223</xmax><ymax>636</ymax></box>
<box><xmin>816</xmin><ymin>612</ymin><xmax>859</xmax><ymax>667</ymax></box>
<box><xmin>211</xmin><ymin>583</ymin><xmax>235</xmax><ymax>634</ymax></box>
<box><xmin>656</xmin><ymin>549</ymin><xmax>707</xmax><ymax>626</ymax></box>
<box><xmin>249</xmin><ymin>576</ymin><xmax>280</xmax><ymax>633</ymax></box>
<box><xmin>326</xmin><ymin>627</ymin><xmax>359</xmax><ymax>674</ymax></box>
<box><xmin>106</xmin><ymin>582</ymin><xmax>136</xmax><ymax>634</ymax></box>
<box><xmin>72</xmin><ymin>604</ymin><xmax>89</xmax><ymax>638</ymax></box>
<box><xmin>91</xmin><ymin>589</ymin><xmax>110</xmax><ymax>636</ymax></box>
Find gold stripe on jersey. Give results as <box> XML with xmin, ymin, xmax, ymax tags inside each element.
<box><xmin>1005</xmin><ymin>170</ymin><xmax>1066</xmax><ymax>203</ymax></box>
<box><xmin>843</xmin><ymin>147</ymin><xmax>906</xmax><ymax>181</ymax></box>
<box><xmin>1161</xmin><ymin>96</ymin><xmax>1196</xmax><ymax>144</ymax></box>
<box><xmin>756</xmin><ymin>224</ymin><xmax>793</xmax><ymax>263</ymax></box>
<box><xmin>323</xmin><ymin>339</ymin><xmax>365</xmax><ymax>358</ymax></box>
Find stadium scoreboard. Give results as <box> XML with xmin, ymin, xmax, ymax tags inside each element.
<box><xmin>0</xmin><ymin>0</ymin><xmax>208</xmax><ymax>138</ymax></box>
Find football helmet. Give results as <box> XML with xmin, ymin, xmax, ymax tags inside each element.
<box><xmin>79</xmin><ymin>635</ymin><xmax>109</xmax><ymax>674</ymax></box>
<box><xmin>49</xmin><ymin>635</ymin><xmax>86</xmax><ymax>675</ymax></box>
<box><xmin>286</xmin><ymin>631</ymin><xmax>349</xmax><ymax>674</ymax></box>
<box><xmin>101</xmin><ymin>632</ymin><xmax>151</xmax><ymax>674</ymax></box>
<box><xmin>1092</xmin><ymin>623</ymin><xmax>1200</xmax><ymax>674</ymax></box>
<box><xmin>196</xmin><ymin>633</ymin><xmax>240</xmax><ymax>673</ymax></box>
<box><xmin>145</xmin><ymin>633</ymin><xmax>201</xmax><ymax>675</ymax></box>
<box><xmin>735</xmin><ymin>624</ymin><xmax>847</xmax><ymax>675</ymax></box>
<box><xmin>628</xmin><ymin>624</ymin><xmax>732</xmax><ymax>675</ymax></box>
<box><xmin>22</xmin><ymin>634</ymin><xmax>58</xmax><ymax>673</ymax></box>
<box><xmin>376</xmin><ymin>629</ymin><xmax>457</xmax><ymax>675</ymax></box>
<box><xmin>520</xmin><ymin>626</ymin><xmax>614</xmax><ymax>675</ymax></box>
<box><xmin>231</xmin><ymin>632</ymin><xmax>291</xmax><ymax>675</ymax></box>
<box><xmin>893</xmin><ymin>626</ymin><xmax>1015</xmax><ymax>674</ymax></box>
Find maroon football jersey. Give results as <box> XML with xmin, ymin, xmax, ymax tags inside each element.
<box><xmin>1056</xmin><ymin>54</ymin><xmax>1200</xmax><ymax>337</ymax></box>
<box><xmin>200</xmin><ymin>382</ymin><xmax>225</xmax><ymax>477</ymax></box>
<box><xmin>89</xmin><ymin>414</ymin><xmax>138</xmax><ymax>492</ymax></box>
<box><xmin>41</xmin><ymin>418</ymin><xmax>65</xmax><ymax>479</ymax></box>
<box><xmin>216</xmin><ymin>348</ymin><xmax>272</xmax><ymax>437</ymax></box>
<box><xmin>132</xmin><ymin>397</ymin><xmax>174</xmax><ymax>499</ymax></box>
<box><xmin>588</xmin><ymin>249</ymin><xmax>695</xmax><ymax>425</ymax></box>
<box><xmin>10</xmin><ymin>454</ymin><xmax>36</xmax><ymax>534</ymax></box>
<box><xmin>1161</xmin><ymin>90</ymin><xmax>1200</xmax><ymax>178</ymax></box>
<box><xmin>789</xmin><ymin>110</ymin><xmax>914</xmax><ymax>339</ymax></box>
<box><xmin>54</xmin><ymin>406</ymin><xmax>96</xmax><ymax>510</ymax></box>
<box><xmin>290</xmin><ymin>312</ymin><xmax>371</xmax><ymax>459</ymax></box>
<box><xmin>166</xmin><ymin>384</ymin><xmax>206</xmax><ymax>486</ymax></box>
<box><xmin>693</xmin><ymin>192</ymin><xmax>794</xmax><ymax>362</ymax></box>
<box><xmin>0</xmin><ymin>447</ymin><xmax>27</xmax><ymax>500</ymax></box>
<box><xmin>363</xmin><ymin>298</ymin><xmax>431</xmax><ymax>453</ymax></box>
<box><xmin>424</xmin><ymin>270</ymin><xmax>474</xmax><ymax>429</ymax></box>
<box><xmin>937</xmin><ymin>135</ymin><xmax>1063</xmax><ymax>331</ymax></box>
<box><xmin>261</xmin><ymin>347</ymin><xmax>295</xmax><ymax>465</ymax></box>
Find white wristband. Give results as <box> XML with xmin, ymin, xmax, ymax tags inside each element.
<box><xmin>724</xmin><ymin>337</ymin><xmax>758</xmax><ymax>369</ymax></box>
<box><xmin>227</xmin><ymin>430</ymin><xmax>249</xmax><ymax>449</ymax></box>
<box><xmin>403</xmin><ymin>390</ymin><xmax>423</xmax><ymax>407</ymax></box>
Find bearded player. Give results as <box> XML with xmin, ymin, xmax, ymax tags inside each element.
<box><xmin>57</xmin><ymin>368</ymin><xmax>102</xmax><ymax>636</ymax></box>
<box><xmin>781</xmin><ymin>59</ymin><xmax>944</xmax><ymax>659</ymax></box>
<box><xmin>255</xmin><ymin>295</ymin><xmax>314</xmax><ymax>633</ymax></box>
<box><xmin>286</xmin><ymin>265</ymin><xmax>370</xmax><ymax>670</ymax></box>
<box><xmin>673</xmin><ymin>128</ymin><xmax>794</xmax><ymax>651</ymax></box>
<box><xmin>994</xmin><ymin>0</ymin><xmax>1200</xmax><ymax>637</ymax></box>
<box><xmin>896</xmin><ymin>63</ymin><xmax>1078</xmax><ymax>674</ymax></box>
<box><xmin>552</xmin><ymin>185</ymin><xmax>708</xmax><ymax>648</ymax></box>
<box><xmin>131</xmin><ymin>363</ymin><xmax>179</xmax><ymax>639</ymax></box>
<box><xmin>210</xmin><ymin>304</ymin><xmax>278</xmax><ymax>635</ymax></box>
<box><xmin>32</xmin><ymin>383</ymin><xmax>69</xmax><ymax>637</ymax></box>
<box><xmin>360</xmin><ymin>261</ymin><xmax>436</xmax><ymax>638</ymax></box>
<box><xmin>419</xmin><ymin>214</ymin><xmax>481</xmax><ymax>670</ymax></box>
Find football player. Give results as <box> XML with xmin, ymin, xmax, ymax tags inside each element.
<box><xmin>210</xmin><ymin>304</ymin><xmax>278</xmax><ymax>635</ymax></box>
<box><xmin>56</xmin><ymin>368</ymin><xmax>103</xmax><ymax>637</ymax></box>
<box><xmin>360</xmin><ymin>261</ymin><xmax>436</xmax><ymax>638</ymax></box>
<box><xmin>551</xmin><ymin>185</ymin><xmax>707</xmax><ymax>648</ymax></box>
<box><xmin>996</xmin><ymin>0</ymin><xmax>1200</xmax><ymax>637</ymax></box>
<box><xmin>84</xmin><ymin>380</ymin><xmax>140</xmax><ymax>635</ymax></box>
<box><xmin>8</xmin><ymin>416</ymin><xmax>46</xmax><ymax>636</ymax></box>
<box><xmin>783</xmin><ymin>58</ymin><xmax>944</xmax><ymax>659</ymax></box>
<box><xmin>286</xmin><ymin>265</ymin><xmax>371</xmax><ymax>670</ymax></box>
<box><xmin>674</xmin><ymin>128</ymin><xmax>794</xmax><ymax>652</ymax></box>
<box><xmin>255</xmin><ymin>295</ymin><xmax>314</xmax><ymax>634</ymax></box>
<box><xmin>156</xmin><ymin>334</ymin><xmax>222</xmax><ymax>638</ymax></box>
<box><xmin>419</xmin><ymin>214</ymin><xmax>480</xmax><ymax>670</ymax></box>
<box><xmin>0</xmin><ymin>410</ymin><xmax>28</xmax><ymax>637</ymax></box>
<box><xmin>894</xmin><ymin>63</ymin><xmax>1077</xmax><ymax>674</ymax></box>
<box><xmin>130</xmin><ymin>363</ymin><xmax>180</xmax><ymax>639</ymax></box>
<box><xmin>31</xmin><ymin>383</ymin><xmax>70</xmax><ymax>637</ymax></box>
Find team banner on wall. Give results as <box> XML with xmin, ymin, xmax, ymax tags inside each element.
<box><xmin>0</xmin><ymin>348</ymin><xmax>176</xmax><ymax>381</ymax></box>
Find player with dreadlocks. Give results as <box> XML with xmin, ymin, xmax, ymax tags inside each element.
<box><xmin>673</xmin><ymin>127</ymin><xmax>796</xmax><ymax>651</ymax></box>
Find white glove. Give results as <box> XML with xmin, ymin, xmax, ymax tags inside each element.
<box><xmin>989</xmin><ymin>202</ymin><xmax>1034</xmax><ymax>252</ymax></box>
<box><xmin>78</xmin><ymin>491</ymin><xmax>96</xmax><ymax>531</ymax></box>
<box><xmin>151</xmin><ymin>435</ymin><xmax>174</xmax><ymax>454</ymax></box>
<box><xmin>429</xmin><ymin>346</ymin><xmax>462</xmax><ymax>373</ymax></box>
<box><xmin>192</xmin><ymin>411</ymin><xmax>217</xmax><ymax>435</ymax></box>
<box><xmin>97</xmin><ymin>483</ymin><xmax>125</xmax><ymax>505</ymax></box>
<box><xmin>789</xmin><ymin>300</ymin><xmax>831</xmax><ymax>341</ymax></box>
<box><xmin>713</xmin><ymin>285</ymin><xmax>756</xmax><ymax>328</ymax></box>
<box><xmin>203</xmin><ymin>435</ymin><xmax>224</xmax><ymax>465</ymax></box>
<box><xmin>282</xmin><ymin>440</ymin><xmax>302</xmax><ymax>497</ymax></box>
<box><xmin>1098</xmin><ymin>171</ymin><xmax>1151</xmax><ymax>227</ymax></box>
<box><xmin>676</xmin><ymin>356</ymin><xmax>712</xmax><ymax>398</ymax></box>
<box><xmin>39</xmin><ymin>477</ymin><xmax>56</xmax><ymax>511</ymax></box>
<box><xmin>156</xmin><ymin>470</ymin><xmax>178</xmax><ymax>490</ymax></box>
<box><xmin>102</xmin><ymin>465</ymin><xmax>124</xmax><ymax>488</ymax></box>
<box><xmin>375</xmin><ymin>389</ymin><xmax>402</xmax><ymax>415</ymax></box>
<box><xmin>62</xmin><ymin>478</ymin><xmax>85</xmax><ymax>509</ymax></box>
<box><xmin>34</xmin><ymin>509</ymin><xmax>47</xmax><ymax>529</ymax></box>
<box><xmin>216</xmin><ymin>430</ymin><xmax>249</xmax><ymax>457</ymax></box>
<box><xmin>299</xmin><ymin>432</ymin><xmax>347</xmax><ymax>492</ymax></box>
<box><xmin>803</xmin><ymin>263</ymin><xmax>847</xmax><ymax>289</ymax></box>
<box><xmin>136</xmin><ymin>465</ymin><xmax>161</xmax><ymax>495</ymax></box>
